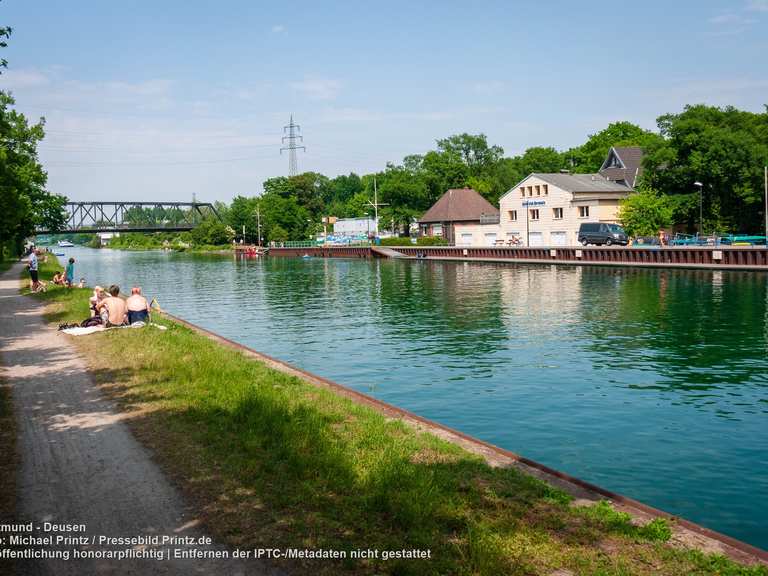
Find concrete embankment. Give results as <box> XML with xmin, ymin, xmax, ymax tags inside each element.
<box><xmin>269</xmin><ymin>245</ymin><xmax>768</xmax><ymax>270</ymax></box>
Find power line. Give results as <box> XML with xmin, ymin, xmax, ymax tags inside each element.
<box><xmin>280</xmin><ymin>114</ymin><xmax>305</xmax><ymax>176</ymax></box>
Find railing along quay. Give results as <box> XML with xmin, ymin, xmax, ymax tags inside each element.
<box><xmin>268</xmin><ymin>245</ymin><xmax>768</xmax><ymax>269</ymax></box>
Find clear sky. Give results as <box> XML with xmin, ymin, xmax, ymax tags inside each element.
<box><xmin>1</xmin><ymin>0</ymin><xmax>766</xmax><ymax>202</ymax></box>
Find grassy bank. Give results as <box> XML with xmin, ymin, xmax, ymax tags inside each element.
<box><xmin>27</xmin><ymin>279</ymin><xmax>767</xmax><ymax>574</ymax></box>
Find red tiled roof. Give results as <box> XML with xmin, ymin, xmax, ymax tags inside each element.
<box><xmin>418</xmin><ymin>188</ymin><xmax>499</xmax><ymax>224</ymax></box>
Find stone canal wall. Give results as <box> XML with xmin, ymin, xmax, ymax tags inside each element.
<box><xmin>268</xmin><ymin>245</ymin><xmax>768</xmax><ymax>270</ymax></box>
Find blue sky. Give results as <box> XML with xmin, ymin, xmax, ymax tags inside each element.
<box><xmin>1</xmin><ymin>0</ymin><xmax>766</xmax><ymax>202</ymax></box>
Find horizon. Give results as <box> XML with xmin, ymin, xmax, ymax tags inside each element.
<box><xmin>1</xmin><ymin>0</ymin><xmax>766</xmax><ymax>203</ymax></box>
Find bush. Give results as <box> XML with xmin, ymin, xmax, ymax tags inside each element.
<box><xmin>416</xmin><ymin>236</ymin><xmax>449</xmax><ymax>246</ymax></box>
<box><xmin>379</xmin><ymin>237</ymin><xmax>414</xmax><ymax>246</ymax></box>
<box><xmin>619</xmin><ymin>186</ymin><xmax>674</xmax><ymax>237</ymax></box>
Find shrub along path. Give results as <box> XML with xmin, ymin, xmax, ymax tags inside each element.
<box><xmin>0</xmin><ymin>262</ymin><xmax>279</xmax><ymax>576</ymax></box>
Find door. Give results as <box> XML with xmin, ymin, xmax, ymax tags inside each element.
<box><xmin>528</xmin><ymin>232</ymin><xmax>543</xmax><ymax>246</ymax></box>
<box><xmin>459</xmin><ymin>233</ymin><xmax>473</xmax><ymax>246</ymax></box>
<box><xmin>550</xmin><ymin>231</ymin><xmax>567</xmax><ymax>246</ymax></box>
<box><xmin>484</xmin><ymin>233</ymin><xmax>497</xmax><ymax>246</ymax></box>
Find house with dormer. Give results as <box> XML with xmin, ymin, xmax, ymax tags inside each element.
<box><xmin>498</xmin><ymin>147</ymin><xmax>645</xmax><ymax>246</ymax></box>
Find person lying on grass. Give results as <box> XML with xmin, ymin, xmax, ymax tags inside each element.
<box><xmin>96</xmin><ymin>285</ymin><xmax>128</xmax><ymax>327</ymax></box>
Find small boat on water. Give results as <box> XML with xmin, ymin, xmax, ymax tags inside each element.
<box><xmin>57</xmin><ymin>240</ymin><xmax>74</xmax><ymax>247</ymax></box>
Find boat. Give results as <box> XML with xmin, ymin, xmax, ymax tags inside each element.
<box><xmin>57</xmin><ymin>240</ymin><xmax>74</xmax><ymax>247</ymax></box>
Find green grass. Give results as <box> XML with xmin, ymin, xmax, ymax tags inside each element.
<box><xmin>28</xmin><ymin>283</ymin><xmax>768</xmax><ymax>576</ymax></box>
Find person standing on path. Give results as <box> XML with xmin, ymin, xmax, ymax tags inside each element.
<box><xmin>27</xmin><ymin>249</ymin><xmax>39</xmax><ymax>291</ymax></box>
<box><xmin>64</xmin><ymin>257</ymin><xmax>75</xmax><ymax>288</ymax></box>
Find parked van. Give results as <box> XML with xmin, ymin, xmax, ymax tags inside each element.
<box><xmin>578</xmin><ymin>222</ymin><xmax>628</xmax><ymax>246</ymax></box>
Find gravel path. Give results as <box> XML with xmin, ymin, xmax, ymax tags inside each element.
<box><xmin>0</xmin><ymin>263</ymin><xmax>280</xmax><ymax>575</ymax></box>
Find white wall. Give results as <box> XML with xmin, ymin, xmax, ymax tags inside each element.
<box><xmin>453</xmin><ymin>222</ymin><xmax>501</xmax><ymax>246</ymax></box>
<box><xmin>333</xmin><ymin>217</ymin><xmax>377</xmax><ymax>236</ymax></box>
<box><xmin>499</xmin><ymin>176</ymin><xmax>626</xmax><ymax>246</ymax></box>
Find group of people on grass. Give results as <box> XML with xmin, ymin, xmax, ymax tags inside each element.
<box><xmin>89</xmin><ymin>284</ymin><xmax>151</xmax><ymax>327</ymax></box>
<box><xmin>26</xmin><ymin>249</ymin><xmax>84</xmax><ymax>292</ymax></box>
<box><xmin>24</xmin><ymin>247</ymin><xmax>152</xmax><ymax>328</ymax></box>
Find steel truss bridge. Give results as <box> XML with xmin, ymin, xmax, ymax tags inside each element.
<box><xmin>37</xmin><ymin>202</ymin><xmax>221</xmax><ymax>234</ymax></box>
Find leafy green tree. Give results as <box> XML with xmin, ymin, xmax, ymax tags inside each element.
<box><xmin>436</xmin><ymin>133</ymin><xmax>504</xmax><ymax>177</ymax></box>
<box><xmin>644</xmin><ymin>105</ymin><xmax>768</xmax><ymax>233</ymax></box>
<box><xmin>325</xmin><ymin>173</ymin><xmax>363</xmax><ymax>206</ymax></box>
<box><xmin>566</xmin><ymin>121</ymin><xmax>662</xmax><ymax>173</ymax></box>
<box><xmin>618</xmin><ymin>186</ymin><xmax>674</xmax><ymax>237</ymax></box>
<box><xmin>190</xmin><ymin>218</ymin><xmax>233</xmax><ymax>245</ymax></box>
<box><xmin>0</xmin><ymin>25</ymin><xmax>66</xmax><ymax>256</ymax></box>
<box><xmin>227</xmin><ymin>195</ymin><xmax>259</xmax><ymax>242</ymax></box>
<box><xmin>269</xmin><ymin>224</ymin><xmax>289</xmax><ymax>243</ymax></box>
<box><xmin>258</xmin><ymin>191</ymin><xmax>309</xmax><ymax>242</ymax></box>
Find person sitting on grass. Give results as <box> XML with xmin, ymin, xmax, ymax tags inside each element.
<box><xmin>89</xmin><ymin>286</ymin><xmax>106</xmax><ymax>317</ymax></box>
<box><xmin>52</xmin><ymin>271</ymin><xmax>66</xmax><ymax>285</ymax></box>
<box><xmin>126</xmin><ymin>286</ymin><xmax>150</xmax><ymax>325</ymax></box>
<box><xmin>77</xmin><ymin>278</ymin><xmax>86</xmax><ymax>288</ymax></box>
<box><xmin>96</xmin><ymin>285</ymin><xmax>127</xmax><ymax>327</ymax></box>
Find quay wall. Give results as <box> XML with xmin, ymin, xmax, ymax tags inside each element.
<box><xmin>268</xmin><ymin>245</ymin><xmax>768</xmax><ymax>270</ymax></box>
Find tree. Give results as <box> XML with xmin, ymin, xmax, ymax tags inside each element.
<box><xmin>436</xmin><ymin>133</ymin><xmax>504</xmax><ymax>177</ymax></box>
<box><xmin>0</xmin><ymin>24</ymin><xmax>67</xmax><ymax>256</ymax></box>
<box><xmin>190</xmin><ymin>218</ymin><xmax>233</xmax><ymax>245</ymax></box>
<box><xmin>226</xmin><ymin>195</ymin><xmax>259</xmax><ymax>242</ymax></box>
<box><xmin>618</xmin><ymin>186</ymin><xmax>674</xmax><ymax>237</ymax></box>
<box><xmin>566</xmin><ymin>121</ymin><xmax>662</xmax><ymax>173</ymax></box>
<box><xmin>644</xmin><ymin>105</ymin><xmax>768</xmax><ymax>233</ymax></box>
<box><xmin>257</xmin><ymin>191</ymin><xmax>309</xmax><ymax>242</ymax></box>
<box><xmin>269</xmin><ymin>224</ymin><xmax>289</xmax><ymax>243</ymax></box>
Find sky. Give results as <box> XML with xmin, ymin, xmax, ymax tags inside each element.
<box><xmin>1</xmin><ymin>0</ymin><xmax>766</xmax><ymax>203</ymax></box>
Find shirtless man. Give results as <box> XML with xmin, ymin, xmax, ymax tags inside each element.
<box><xmin>126</xmin><ymin>286</ymin><xmax>150</xmax><ymax>325</ymax></box>
<box><xmin>96</xmin><ymin>285</ymin><xmax>127</xmax><ymax>327</ymax></box>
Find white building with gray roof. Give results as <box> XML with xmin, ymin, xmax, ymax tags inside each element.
<box><xmin>498</xmin><ymin>147</ymin><xmax>643</xmax><ymax>246</ymax></box>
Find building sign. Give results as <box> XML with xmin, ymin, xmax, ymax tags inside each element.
<box><xmin>522</xmin><ymin>200</ymin><xmax>546</xmax><ymax>207</ymax></box>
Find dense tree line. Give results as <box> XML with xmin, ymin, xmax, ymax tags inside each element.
<box><xmin>0</xmin><ymin>24</ymin><xmax>67</xmax><ymax>258</ymax></box>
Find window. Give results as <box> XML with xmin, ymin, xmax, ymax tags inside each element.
<box><xmin>552</xmin><ymin>207</ymin><xmax>563</xmax><ymax>219</ymax></box>
<box><xmin>530</xmin><ymin>209</ymin><xmax>539</xmax><ymax>221</ymax></box>
<box><xmin>535</xmin><ymin>185</ymin><xmax>541</xmax><ymax>196</ymax></box>
<box><xmin>520</xmin><ymin>187</ymin><xmax>525</xmax><ymax>198</ymax></box>
<box><xmin>508</xmin><ymin>210</ymin><xmax>517</xmax><ymax>221</ymax></box>
<box><xmin>433</xmin><ymin>223</ymin><xmax>443</xmax><ymax>235</ymax></box>
<box><xmin>543</xmin><ymin>184</ymin><xmax>548</xmax><ymax>195</ymax></box>
<box><xmin>579</xmin><ymin>206</ymin><xmax>590</xmax><ymax>218</ymax></box>
<box><xmin>527</xmin><ymin>186</ymin><xmax>533</xmax><ymax>197</ymax></box>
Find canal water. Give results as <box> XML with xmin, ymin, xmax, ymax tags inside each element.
<box><xmin>62</xmin><ymin>247</ymin><xmax>767</xmax><ymax>549</ymax></box>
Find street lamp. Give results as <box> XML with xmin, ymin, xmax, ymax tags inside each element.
<box><xmin>694</xmin><ymin>181</ymin><xmax>703</xmax><ymax>238</ymax></box>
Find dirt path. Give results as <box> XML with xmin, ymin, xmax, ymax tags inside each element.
<box><xmin>0</xmin><ymin>264</ymin><xmax>281</xmax><ymax>575</ymax></box>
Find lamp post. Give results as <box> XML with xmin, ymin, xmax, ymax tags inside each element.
<box><xmin>694</xmin><ymin>181</ymin><xmax>703</xmax><ymax>238</ymax></box>
<box><xmin>254</xmin><ymin>206</ymin><xmax>261</xmax><ymax>247</ymax></box>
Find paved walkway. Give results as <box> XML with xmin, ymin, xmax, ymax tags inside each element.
<box><xmin>0</xmin><ymin>263</ymin><xmax>278</xmax><ymax>575</ymax></box>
